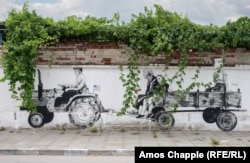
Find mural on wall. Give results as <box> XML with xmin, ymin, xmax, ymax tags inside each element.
<box><xmin>21</xmin><ymin>67</ymin><xmax>246</xmax><ymax>132</ymax></box>
<box><xmin>125</xmin><ymin>69</ymin><xmax>245</xmax><ymax>132</ymax></box>
<box><xmin>21</xmin><ymin>67</ymin><xmax>107</xmax><ymax>129</ymax></box>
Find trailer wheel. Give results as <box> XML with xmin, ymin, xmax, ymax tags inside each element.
<box><xmin>153</xmin><ymin>112</ymin><xmax>162</xmax><ymax>122</ymax></box>
<box><xmin>28</xmin><ymin>113</ymin><xmax>45</xmax><ymax>128</ymax></box>
<box><xmin>203</xmin><ymin>107</ymin><xmax>220</xmax><ymax>123</ymax></box>
<box><xmin>216</xmin><ymin>111</ymin><xmax>237</xmax><ymax>132</ymax></box>
<box><xmin>152</xmin><ymin>107</ymin><xmax>165</xmax><ymax>122</ymax></box>
<box><xmin>157</xmin><ymin>112</ymin><xmax>175</xmax><ymax>130</ymax></box>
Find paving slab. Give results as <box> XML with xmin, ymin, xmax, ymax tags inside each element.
<box><xmin>0</xmin><ymin>128</ymin><xmax>249</xmax><ymax>156</ymax></box>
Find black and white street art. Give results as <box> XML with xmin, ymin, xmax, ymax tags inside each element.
<box><xmin>126</xmin><ymin>70</ymin><xmax>245</xmax><ymax>132</ymax></box>
<box><xmin>21</xmin><ymin>68</ymin><xmax>105</xmax><ymax>129</ymax></box>
<box><xmin>21</xmin><ymin>68</ymin><xmax>246</xmax><ymax>131</ymax></box>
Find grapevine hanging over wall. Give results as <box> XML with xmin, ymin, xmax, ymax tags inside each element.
<box><xmin>0</xmin><ymin>3</ymin><xmax>250</xmax><ymax>114</ymax></box>
<box><xmin>0</xmin><ymin>3</ymin><xmax>59</xmax><ymax>112</ymax></box>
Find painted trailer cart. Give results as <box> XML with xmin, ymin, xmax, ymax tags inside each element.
<box><xmin>130</xmin><ymin>84</ymin><xmax>246</xmax><ymax>132</ymax></box>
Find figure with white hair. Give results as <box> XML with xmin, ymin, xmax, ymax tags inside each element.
<box><xmin>136</xmin><ymin>69</ymin><xmax>160</xmax><ymax>118</ymax></box>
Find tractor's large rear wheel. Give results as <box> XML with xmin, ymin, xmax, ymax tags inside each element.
<box><xmin>68</xmin><ymin>98</ymin><xmax>100</xmax><ymax>129</ymax></box>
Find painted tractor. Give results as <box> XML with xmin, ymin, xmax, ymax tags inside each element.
<box><xmin>21</xmin><ymin>69</ymin><xmax>105</xmax><ymax>129</ymax></box>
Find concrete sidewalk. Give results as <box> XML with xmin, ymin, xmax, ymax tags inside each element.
<box><xmin>0</xmin><ymin>128</ymin><xmax>249</xmax><ymax>156</ymax></box>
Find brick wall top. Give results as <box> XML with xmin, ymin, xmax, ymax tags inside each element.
<box><xmin>37</xmin><ymin>40</ymin><xmax>250</xmax><ymax>66</ymax></box>
<box><xmin>1</xmin><ymin>41</ymin><xmax>250</xmax><ymax>67</ymax></box>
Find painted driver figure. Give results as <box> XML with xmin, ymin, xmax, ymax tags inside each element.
<box><xmin>59</xmin><ymin>67</ymin><xmax>88</xmax><ymax>93</ymax></box>
<box><xmin>55</xmin><ymin>67</ymin><xmax>89</xmax><ymax>109</ymax></box>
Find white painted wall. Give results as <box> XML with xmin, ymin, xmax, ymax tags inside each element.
<box><xmin>0</xmin><ymin>65</ymin><xmax>249</xmax><ymax>131</ymax></box>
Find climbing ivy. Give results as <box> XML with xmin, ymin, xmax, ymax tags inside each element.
<box><xmin>115</xmin><ymin>5</ymin><xmax>226</xmax><ymax>114</ymax></box>
<box><xmin>0</xmin><ymin>3</ymin><xmax>250</xmax><ymax>114</ymax></box>
<box><xmin>0</xmin><ymin>3</ymin><xmax>58</xmax><ymax>112</ymax></box>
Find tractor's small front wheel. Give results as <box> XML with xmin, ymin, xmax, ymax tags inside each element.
<box><xmin>28</xmin><ymin>112</ymin><xmax>45</xmax><ymax>128</ymax></box>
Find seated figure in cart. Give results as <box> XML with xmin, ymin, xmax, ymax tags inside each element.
<box><xmin>134</xmin><ymin>69</ymin><xmax>160</xmax><ymax>118</ymax></box>
<box><xmin>205</xmin><ymin>71</ymin><xmax>228</xmax><ymax>92</ymax></box>
<box><xmin>128</xmin><ymin>70</ymin><xmax>169</xmax><ymax>118</ymax></box>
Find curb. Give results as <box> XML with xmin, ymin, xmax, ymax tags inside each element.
<box><xmin>0</xmin><ymin>149</ymin><xmax>134</xmax><ymax>156</ymax></box>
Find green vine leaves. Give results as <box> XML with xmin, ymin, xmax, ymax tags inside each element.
<box><xmin>0</xmin><ymin>3</ymin><xmax>58</xmax><ymax>112</ymax></box>
<box><xmin>115</xmin><ymin>5</ymin><xmax>242</xmax><ymax>115</ymax></box>
<box><xmin>0</xmin><ymin>3</ymin><xmax>249</xmax><ymax>114</ymax></box>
